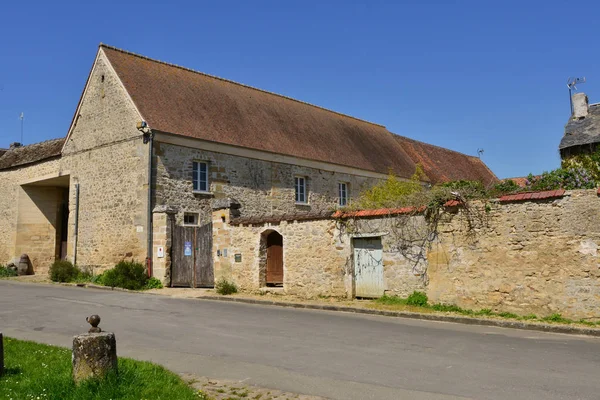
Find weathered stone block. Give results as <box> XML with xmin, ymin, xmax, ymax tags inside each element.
<box><xmin>72</xmin><ymin>332</ymin><xmax>117</xmax><ymax>383</ymax></box>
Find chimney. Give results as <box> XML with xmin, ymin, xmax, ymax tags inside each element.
<box><xmin>572</xmin><ymin>92</ymin><xmax>589</xmax><ymax>119</ymax></box>
<box><xmin>9</xmin><ymin>142</ymin><xmax>22</xmax><ymax>149</ymax></box>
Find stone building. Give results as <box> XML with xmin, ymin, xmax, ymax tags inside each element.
<box><xmin>0</xmin><ymin>44</ymin><xmax>496</xmax><ymax>285</ymax></box>
<box><xmin>559</xmin><ymin>92</ymin><xmax>600</xmax><ymax>158</ymax></box>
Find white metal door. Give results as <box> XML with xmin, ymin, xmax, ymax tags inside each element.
<box><xmin>353</xmin><ymin>237</ymin><xmax>384</xmax><ymax>298</ymax></box>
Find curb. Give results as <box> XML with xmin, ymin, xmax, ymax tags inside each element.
<box><xmin>197</xmin><ymin>295</ymin><xmax>600</xmax><ymax>337</ymax></box>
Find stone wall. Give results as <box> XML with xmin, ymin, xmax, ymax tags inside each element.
<box><xmin>153</xmin><ymin>142</ymin><xmax>379</xmax><ymax>226</ymax></box>
<box><xmin>214</xmin><ymin>214</ymin><xmax>425</xmax><ymax>298</ymax></box>
<box><xmin>211</xmin><ymin>189</ymin><xmax>600</xmax><ymax>320</ymax></box>
<box><xmin>429</xmin><ymin>189</ymin><xmax>600</xmax><ymax>320</ymax></box>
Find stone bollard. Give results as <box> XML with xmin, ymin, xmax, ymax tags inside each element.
<box><xmin>0</xmin><ymin>332</ymin><xmax>4</xmax><ymax>376</ymax></box>
<box><xmin>17</xmin><ymin>254</ymin><xmax>33</xmax><ymax>276</ymax></box>
<box><xmin>72</xmin><ymin>315</ymin><xmax>117</xmax><ymax>383</ymax></box>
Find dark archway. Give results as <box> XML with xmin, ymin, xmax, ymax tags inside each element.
<box><xmin>264</xmin><ymin>230</ymin><xmax>283</xmax><ymax>286</ymax></box>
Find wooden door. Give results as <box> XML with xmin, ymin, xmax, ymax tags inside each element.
<box><xmin>353</xmin><ymin>237</ymin><xmax>384</xmax><ymax>298</ymax></box>
<box><xmin>172</xmin><ymin>223</ymin><xmax>214</xmax><ymax>288</ymax></box>
<box><xmin>266</xmin><ymin>231</ymin><xmax>283</xmax><ymax>285</ymax></box>
<box><xmin>172</xmin><ymin>225</ymin><xmax>195</xmax><ymax>287</ymax></box>
<box><xmin>194</xmin><ymin>222</ymin><xmax>214</xmax><ymax>287</ymax></box>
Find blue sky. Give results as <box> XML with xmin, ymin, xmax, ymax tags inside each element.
<box><xmin>1</xmin><ymin>0</ymin><xmax>599</xmax><ymax>179</ymax></box>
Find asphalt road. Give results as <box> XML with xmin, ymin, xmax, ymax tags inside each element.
<box><xmin>1</xmin><ymin>281</ymin><xmax>599</xmax><ymax>400</ymax></box>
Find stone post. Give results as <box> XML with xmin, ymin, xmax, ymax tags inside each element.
<box><xmin>152</xmin><ymin>205</ymin><xmax>177</xmax><ymax>286</ymax></box>
<box><xmin>72</xmin><ymin>315</ymin><xmax>117</xmax><ymax>383</ymax></box>
<box><xmin>211</xmin><ymin>198</ymin><xmax>240</xmax><ymax>283</ymax></box>
<box><xmin>0</xmin><ymin>332</ymin><xmax>4</xmax><ymax>376</ymax></box>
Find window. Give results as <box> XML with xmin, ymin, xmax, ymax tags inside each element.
<box><xmin>183</xmin><ymin>212</ymin><xmax>198</xmax><ymax>226</ymax></box>
<box><xmin>193</xmin><ymin>161</ymin><xmax>209</xmax><ymax>192</ymax></box>
<box><xmin>338</xmin><ymin>182</ymin><xmax>349</xmax><ymax>206</ymax></box>
<box><xmin>295</xmin><ymin>176</ymin><xmax>307</xmax><ymax>204</ymax></box>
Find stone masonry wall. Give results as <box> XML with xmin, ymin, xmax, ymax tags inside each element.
<box><xmin>429</xmin><ymin>189</ymin><xmax>600</xmax><ymax>320</ymax></box>
<box><xmin>153</xmin><ymin>142</ymin><xmax>379</xmax><ymax>226</ymax></box>
<box><xmin>218</xmin><ymin>216</ymin><xmax>425</xmax><ymax>298</ymax></box>
<box><xmin>213</xmin><ymin>189</ymin><xmax>600</xmax><ymax>319</ymax></box>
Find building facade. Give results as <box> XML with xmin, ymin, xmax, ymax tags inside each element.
<box><xmin>0</xmin><ymin>44</ymin><xmax>497</xmax><ymax>285</ymax></box>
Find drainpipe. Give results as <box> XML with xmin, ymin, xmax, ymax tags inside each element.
<box><xmin>138</xmin><ymin>121</ymin><xmax>154</xmax><ymax>278</ymax></box>
<box><xmin>73</xmin><ymin>183</ymin><xmax>80</xmax><ymax>266</ymax></box>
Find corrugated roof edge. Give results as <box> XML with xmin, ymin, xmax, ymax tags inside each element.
<box><xmin>99</xmin><ymin>43</ymin><xmax>386</xmax><ymax>129</ymax></box>
<box><xmin>498</xmin><ymin>189</ymin><xmax>566</xmax><ymax>203</ymax></box>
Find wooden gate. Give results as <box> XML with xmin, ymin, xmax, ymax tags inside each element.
<box><xmin>353</xmin><ymin>237</ymin><xmax>384</xmax><ymax>298</ymax></box>
<box><xmin>171</xmin><ymin>223</ymin><xmax>214</xmax><ymax>288</ymax></box>
<box><xmin>266</xmin><ymin>231</ymin><xmax>283</xmax><ymax>286</ymax></box>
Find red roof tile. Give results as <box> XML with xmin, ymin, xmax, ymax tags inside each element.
<box><xmin>394</xmin><ymin>135</ymin><xmax>498</xmax><ymax>185</ymax></box>
<box><xmin>101</xmin><ymin>45</ymin><xmax>418</xmax><ymax>179</ymax></box>
<box><xmin>499</xmin><ymin>189</ymin><xmax>565</xmax><ymax>203</ymax></box>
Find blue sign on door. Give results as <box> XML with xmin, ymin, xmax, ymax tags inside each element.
<box><xmin>184</xmin><ymin>241</ymin><xmax>192</xmax><ymax>256</ymax></box>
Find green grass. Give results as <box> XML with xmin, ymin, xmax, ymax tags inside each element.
<box><xmin>372</xmin><ymin>293</ymin><xmax>600</xmax><ymax>327</ymax></box>
<box><xmin>0</xmin><ymin>337</ymin><xmax>208</xmax><ymax>400</ymax></box>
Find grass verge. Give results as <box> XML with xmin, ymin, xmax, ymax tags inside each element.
<box><xmin>0</xmin><ymin>337</ymin><xmax>208</xmax><ymax>400</ymax></box>
<box><xmin>371</xmin><ymin>293</ymin><xmax>600</xmax><ymax>328</ymax></box>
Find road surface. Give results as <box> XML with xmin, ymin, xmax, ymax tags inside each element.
<box><xmin>0</xmin><ymin>281</ymin><xmax>598</xmax><ymax>399</ymax></box>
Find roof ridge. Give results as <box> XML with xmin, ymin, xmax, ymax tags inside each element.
<box><xmin>1</xmin><ymin>137</ymin><xmax>65</xmax><ymax>152</ymax></box>
<box><xmin>394</xmin><ymin>133</ymin><xmax>480</xmax><ymax>160</ymax></box>
<box><xmin>99</xmin><ymin>43</ymin><xmax>386</xmax><ymax>128</ymax></box>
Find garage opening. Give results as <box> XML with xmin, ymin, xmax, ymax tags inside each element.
<box><xmin>16</xmin><ymin>175</ymin><xmax>70</xmax><ymax>274</ymax></box>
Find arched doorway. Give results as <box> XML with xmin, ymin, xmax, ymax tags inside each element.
<box><xmin>265</xmin><ymin>231</ymin><xmax>283</xmax><ymax>286</ymax></box>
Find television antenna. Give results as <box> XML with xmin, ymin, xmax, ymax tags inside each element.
<box><xmin>567</xmin><ymin>77</ymin><xmax>586</xmax><ymax>114</ymax></box>
<box><xmin>477</xmin><ymin>148</ymin><xmax>484</xmax><ymax>158</ymax></box>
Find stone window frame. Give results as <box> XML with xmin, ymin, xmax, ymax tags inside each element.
<box><xmin>338</xmin><ymin>182</ymin><xmax>349</xmax><ymax>207</ymax></box>
<box><xmin>183</xmin><ymin>212</ymin><xmax>199</xmax><ymax>226</ymax></box>
<box><xmin>294</xmin><ymin>175</ymin><xmax>308</xmax><ymax>204</ymax></box>
<box><xmin>192</xmin><ymin>160</ymin><xmax>210</xmax><ymax>193</ymax></box>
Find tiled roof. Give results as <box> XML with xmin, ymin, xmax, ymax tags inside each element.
<box><xmin>393</xmin><ymin>135</ymin><xmax>498</xmax><ymax>185</ymax></box>
<box><xmin>332</xmin><ymin>206</ymin><xmax>427</xmax><ymax>219</ymax></box>
<box><xmin>0</xmin><ymin>138</ymin><xmax>65</xmax><ymax>170</ymax></box>
<box><xmin>498</xmin><ymin>189</ymin><xmax>565</xmax><ymax>203</ymax></box>
<box><xmin>230</xmin><ymin>211</ymin><xmax>332</xmax><ymax>225</ymax></box>
<box><xmin>101</xmin><ymin>45</ymin><xmax>418</xmax><ymax>179</ymax></box>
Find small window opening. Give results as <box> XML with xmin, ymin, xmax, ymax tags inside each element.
<box><xmin>221</xmin><ymin>216</ymin><xmax>226</xmax><ymax>223</ymax></box>
<box><xmin>101</xmin><ymin>74</ymin><xmax>105</xmax><ymax>83</ymax></box>
<box><xmin>295</xmin><ymin>176</ymin><xmax>307</xmax><ymax>204</ymax></box>
<box><xmin>193</xmin><ymin>161</ymin><xmax>209</xmax><ymax>192</ymax></box>
<box><xmin>338</xmin><ymin>182</ymin><xmax>349</xmax><ymax>206</ymax></box>
<box><xmin>183</xmin><ymin>212</ymin><xmax>199</xmax><ymax>226</ymax></box>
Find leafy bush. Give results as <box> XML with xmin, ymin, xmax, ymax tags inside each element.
<box><xmin>440</xmin><ymin>180</ymin><xmax>487</xmax><ymax>198</ymax></box>
<box><xmin>102</xmin><ymin>261</ymin><xmax>148</xmax><ymax>290</ymax></box>
<box><xmin>91</xmin><ymin>272</ymin><xmax>105</xmax><ymax>285</ymax></box>
<box><xmin>355</xmin><ymin>166</ymin><xmax>426</xmax><ymax>209</ymax></box>
<box><xmin>49</xmin><ymin>260</ymin><xmax>80</xmax><ymax>283</ymax></box>
<box><xmin>215</xmin><ymin>278</ymin><xmax>238</xmax><ymax>295</ymax></box>
<box><xmin>144</xmin><ymin>277</ymin><xmax>163</xmax><ymax>290</ymax></box>
<box><xmin>406</xmin><ymin>291</ymin><xmax>428</xmax><ymax>307</ymax></box>
<box><xmin>0</xmin><ymin>265</ymin><xmax>17</xmax><ymax>278</ymax></box>
<box><xmin>526</xmin><ymin>167</ymin><xmax>596</xmax><ymax>191</ymax></box>
<box><xmin>489</xmin><ymin>179</ymin><xmax>521</xmax><ymax>197</ymax></box>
